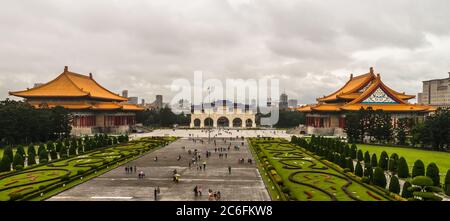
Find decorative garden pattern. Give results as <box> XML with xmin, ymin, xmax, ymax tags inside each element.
<box><xmin>249</xmin><ymin>138</ymin><xmax>391</xmax><ymax>201</ymax></box>
<box><xmin>0</xmin><ymin>137</ymin><xmax>176</xmax><ymax>201</ymax></box>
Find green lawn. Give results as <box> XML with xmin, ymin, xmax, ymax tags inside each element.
<box><xmin>357</xmin><ymin>144</ymin><xmax>450</xmax><ymax>179</ymax></box>
<box><xmin>250</xmin><ymin>138</ymin><xmax>391</xmax><ymax>201</ymax></box>
<box><xmin>0</xmin><ymin>137</ymin><xmax>176</xmax><ymax>201</ymax></box>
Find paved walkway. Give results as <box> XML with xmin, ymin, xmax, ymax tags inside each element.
<box><xmin>131</xmin><ymin>128</ymin><xmax>291</xmax><ymax>140</ymax></box>
<box><xmin>48</xmin><ymin>137</ymin><xmax>270</xmax><ymax>201</ymax></box>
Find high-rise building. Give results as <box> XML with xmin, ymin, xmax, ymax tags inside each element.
<box><xmin>128</xmin><ymin>96</ymin><xmax>138</xmax><ymax>105</ymax></box>
<box><xmin>279</xmin><ymin>93</ymin><xmax>288</xmax><ymax>110</ymax></box>
<box><xmin>155</xmin><ymin>95</ymin><xmax>163</xmax><ymax>109</ymax></box>
<box><xmin>141</xmin><ymin>99</ymin><xmax>145</xmax><ymax>106</ymax></box>
<box><xmin>418</xmin><ymin>72</ymin><xmax>450</xmax><ymax>108</ymax></box>
<box><xmin>288</xmin><ymin>99</ymin><xmax>298</xmax><ymax>108</ymax></box>
<box><xmin>122</xmin><ymin>90</ymin><xmax>128</xmax><ymax>98</ymax></box>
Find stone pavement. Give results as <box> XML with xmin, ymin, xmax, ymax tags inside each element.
<box><xmin>48</xmin><ymin>137</ymin><xmax>270</xmax><ymax>201</ymax></box>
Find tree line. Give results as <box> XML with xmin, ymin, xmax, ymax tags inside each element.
<box><xmin>136</xmin><ymin>106</ymin><xmax>190</xmax><ymax>127</ymax></box>
<box><xmin>0</xmin><ymin>99</ymin><xmax>72</xmax><ymax>146</ymax></box>
<box><xmin>344</xmin><ymin>107</ymin><xmax>450</xmax><ymax>151</ymax></box>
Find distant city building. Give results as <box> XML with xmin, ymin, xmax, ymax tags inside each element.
<box><xmin>145</xmin><ymin>95</ymin><xmax>164</xmax><ymax>110</ymax></box>
<box><xmin>122</xmin><ymin>90</ymin><xmax>128</xmax><ymax>98</ymax></box>
<box><xmin>418</xmin><ymin>72</ymin><xmax>450</xmax><ymax>108</ymax></box>
<box><xmin>288</xmin><ymin>99</ymin><xmax>298</xmax><ymax>108</ymax></box>
<box><xmin>279</xmin><ymin>93</ymin><xmax>288</xmax><ymax>110</ymax></box>
<box><xmin>128</xmin><ymin>96</ymin><xmax>138</xmax><ymax>105</ymax></box>
<box><xmin>190</xmin><ymin>100</ymin><xmax>256</xmax><ymax>128</ymax></box>
<box><xmin>141</xmin><ymin>99</ymin><xmax>145</xmax><ymax>106</ymax></box>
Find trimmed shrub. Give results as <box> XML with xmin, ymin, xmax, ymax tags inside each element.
<box><xmin>8</xmin><ymin>193</ymin><xmax>23</xmax><ymax>201</ymax></box>
<box><xmin>371</xmin><ymin>153</ymin><xmax>378</xmax><ymax>167</ymax></box>
<box><xmin>379</xmin><ymin>151</ymin><xmax>389</xmax><ymax>170</ymax></box>
<box><xmin>15</xmin><ymin>165</ymin><xmax>23</xmax><ymax>171</ymax></box>
<box><xmin>281</xmin><ymin>186</ymin><xmax>290</xmax><ymax>194</ymax></box>
<box><xmin>3</xmin><ymin>146</ymin><xmax>13</xmax><ymax>162</ymax></box>
<box><xmin>364</xmin><ymin>165</ymin><xmax>373</xmax><ymax>182</ymax></box>
<box><xmin>0</xmin><ymin>154</ymin><xmax>12</xmax><ymax>172</ymax></box>
<box><xmin>401</xmin><ymin>180</ymin><xmax>413</xmax><ymax>199</ymax></box>
<box><xmin>388</xmin><ymin>176</ymin><xmax>400</xmax><ymax>194</ymax></box>
<box><xmin>445</xmin><ymin>169</ymin><xmax>450</xmax><ymax>196</ymax></box>
<box><xmin>397</xmin><ymin>157</ymin><xmax>409</xmax><ymax>178</ymax></box>
<box><xmin>355</xmin><ymin>161</ymin><xmax>363</xmax><ymax>177</ymax></box>
<box><xmin>38</xmin><ymin>150</ymin><xmax>48</xmax><ymax>164</ymax></box>
<box><xmin>12</xmin><ymin>153</ymin><xmax>24</xmax><ymax>169</ymax></box>
<box><xmin>373</xmin><ymin>167</ymin><xmax>387</xmax><ymax>188</ymax></box>
<box><xmin>364</xmin><ymin>151</ymin><xmax>371</xmax><ymax>165</ymax></box>
<box><xmin>350</xmin><ymin>144</ymin><xmax>357</xmax><ymax>159</ymax></box>
<box><xmin>346</xmin><ymin>158</ymin><xmax>354</xmax><ymax>173</ymax></box>
<box><xmin>426</xmin><ymin>163</ymin><xmax>440</xmax><ymax>187</ymax></box>
<box><xmin>412</xmin><ymin>160</ymin><xmax>425</xmax><ymax>178</ymax></box>
<box><xmin>361</xmin><ymin>176</ymin><xmax>370</xmax><ymax>184</ymax></box>
<box><xmin>27</xmin><ymin>144</ymin><xmax>37</xmax><ymax>166</ymax></box>
<box><xmin>357</xmin><ymin>150</ymin><xmax>363</xmax><ymax>162</ymax></box>
<box><xmin>388</xmin><ymin>153</ymin><xmax>398</xmax><ymax>173</ymax></box>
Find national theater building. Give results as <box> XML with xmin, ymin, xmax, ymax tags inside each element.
<box><xmin>190</xmin><ymin>100</ymin><xmax>256</xmax><ymax>128</ymax></box>
<box><xmin>295</xmin><ymin>67</ymin><xmax>435</xmax><ymax>136</ymax></box>
<box><xmin>9</xmin><ymin>66</ymin><xmax>144</xmax><ymax>135</ymax></box>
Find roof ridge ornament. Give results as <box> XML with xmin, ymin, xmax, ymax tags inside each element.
<box><xmin>64</xmin><ymin>66</ymin><xmax>68</xmax><ymax>72</ymax></box>
<box><xmin>369</xmin><ymin>67</ymin><xmax>374</xmax><ymax>74</ymax></box>
<box><xmin>350</xmin><ymin>73</ymin><xmax>353</xmax><ymax>79</ymax></box>
<box><xmin>89</xmin><ymin>73</ymin><xmax>93</xmax><ymax>79</ymax></box>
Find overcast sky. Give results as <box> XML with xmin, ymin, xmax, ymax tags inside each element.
<box><xmin>1</xmin><ymin>0</ymin><xmax>450</xmax><ymax>105</ymax></box>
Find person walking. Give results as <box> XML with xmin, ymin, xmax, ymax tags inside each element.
<box><xmin>228</xmin><ymin>166</ymin><xmax>231</xmax><ymax>175</ymax></box>
<box><xmin>134</xmin><ymin>166</ymin><xmax>137</xmax><ymax>173</ymax></box>
<box><xmin>203</xmin><ymin>161</ymin><xmax>206</xmax><ymax>170</ymax></box>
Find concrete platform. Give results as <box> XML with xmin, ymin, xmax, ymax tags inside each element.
<box><xmin>48</xmin><ymin>137</ymin><xmax>270</xmax><ymax>201</ymax></box>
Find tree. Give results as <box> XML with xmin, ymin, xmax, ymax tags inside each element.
<box><xmin>59</xmin><ymin>143</ymin><xmax>67</xmax><ymax>158</ymax></box>
<box><xmin>355</xmin><ymin>161</ymin><xmax>363</xmax><ymax>177</ymax></box>
<box><xmin>388</xmin><ymin>176</ymin><xmax>400</xmax><ymax>194</ymax></box>
<box><xmin>364</xmin><ymin>165</ymin><xmax>373</xmax><ymax>182</ymax></box>
<box><xmin>27</xmin><ymin>144</ymin><xmax>36</xmax><ymax>166</ymax></box>
<box><xmin>401</xmin><ymin>181</ymin><xmax>413</xmax><ymax>199</ymax></box>
<box><xmin>38</xmin><ymin>149</ymin><xmax>48</xmax><ymax>164</ymax></box>
<box><xmin>412</xmin><ymin>160</ymin><xmax>425</xmax><ymax>178</ymax></box>
<box><xmin>0</xmin><ymin>154</ymin><xmax>11</xmax><ymax>172</ymax></box>
<box><xmin>3</xmin><ymin>146</ymin><xmax>13</xmax><ymax>163</ymax></box>
<box><xmin>426</xmin><ymin>163</ymin><xmax>440</xmax><ymax>187</ymax></box>
<box><xmin>379</xmin><ymin>151</ymin><xmax>389</xmax><ymax>170</ymax></box>
<box><xmin>410</xmin><ymin>176</ymin><xmax>443</xmax><ymax>201</ymax></box>
<box><xmin>69</xmin><ymin>139</ymin><xmax>77</xmax><ymax>156</ymax></box>
<box><xmin>346</xmin><ymin>158</ymin><xmax>354</xmax><ymax>172</ymax></box>
<box><xmin>397</xmin><ymin>157</ymin><xmax>409</xmax><ymax>178</ymax></box>
<box><xmin>364</xmin><ymin>151</ymin><xmax>371</xmax><ymax>165</ymax></box>
<box><xmin>373</xmin><ymin>167</ymin><xmax>387</xmax><ymax>188</ymax></box>
<box><xmin>371</xmin><ymin>153</ymin><xmax>378</xmax><ymax>167</ymax></box>
<box><xmin>445</xmin><ymin>169</ymin><xmax>450</xmax><ymax>196</ymax></box>
<box><xmin>357</xmin><ymin>150</ymin><xmax>363</xmax><ymax>162</ymax></box>
<box><xmin>344</xmin><ymin>111</ymin><xmax>364</xmax><ymax>143</ymax></box>
<box><xmin>350</xmin><ymin>144</ymin><xmax>357</xmax><ymax>159</ymax></box>
<box><xmin>395</xmin><ymin>118</ymin><xmax>410</xmax><ymax>145</ymax></box>
<box><xmin>12</xmin><ymin>152</ymin><xmax>24</xmax><ymax>169</ymax></box>
<box><xmin>388</xmin><ymin>153</ymin><xmax>399</xmax><ymax>173</ymax></box>
<box><xmin>16</xmin><ymin>145</ymin><xmax>25</xmax><ymax>158</ymax></box>
<box><xmin>37</xmin><ymin>144</ymin><xmax>46</xmax><ymax>155</ymax></box>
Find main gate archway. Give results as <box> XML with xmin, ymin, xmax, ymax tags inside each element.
<box><xmin>245</xmin><ymin>119</ymin><xmax>253</xmax><ymax>128</ymax></box>
<box><xmin>193</xmin><ymin>119</ymin><xmax>201</xmax><ymax>127</ymax></box>
<box><xmin>232</xmin><ymin>118</ymin><xmax>242</xmax><ymax>128</ymax></box>
<box><xmin>217</xmin><ymin>117</ymin><xmax>230</xmax><ymax>127</ymax></box>
<box><xmin>204</xmin><ymin>118</ymin><xmax>214</xmax><ymax>127</ymax></box>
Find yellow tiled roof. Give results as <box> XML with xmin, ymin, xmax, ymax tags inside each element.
<box><xmin>9</xmin><ymin>66</ymin><xmax>127</xmax><ymax>102</ymax></box>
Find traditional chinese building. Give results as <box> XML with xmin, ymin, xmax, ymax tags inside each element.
<box><xmin>295</xmin><ymin>67</ymin><xmax>435</xmax><ymax>136</ymax></box>
<box><xmin>9</xmin><ymin>66</ymin><xmax>144</xmax><ymax>135</ymax></box>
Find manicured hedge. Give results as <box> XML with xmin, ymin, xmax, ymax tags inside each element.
<box><xmin>412</xmin><ymin>160</ymin><xmax>425</xmax><ymax>178</ymax></box>
<box><xmin>397</xmin><ymin>157</ymin><xmax>409</xmax><ymax>178</ymax></box>
<box><xmin>426</xmin><ymin>163</ymin><xmax>440</xmax><ymax>187</ymax></box>
<box><xmin>373</xmin><ymin>167</ymin><xmax>386</xmax><ymax>188</ymax></box>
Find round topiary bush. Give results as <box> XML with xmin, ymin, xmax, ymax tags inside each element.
<box><xmin>373</xmin><ymin>167</ymin><xmax>387</xmax><ymax>188</ymax></box>
<box><xmin>364</xmin><ymin>151</ymin><xmax>371</xmax><ymax>165</ymax></box>
<box><xmin>379</xmin><ymin>151</ymin><xmax>388</xmax><ymax>170</ymax></box>
<box><xmin>426</xmin><ymin>163</ymin><xmax>440</xmax><ymax>187</ymax></box>
<box><xmin>388</xmin><ymin>176</ymin><xmax>400</xmax><ymax>194</ymax></box>
<box><xmin>412</xmin><ymin>160</ymin><xmax>425</xmax><ymax>178</ymax></box>
<box><xmin>371</xmin><ymin>153</ymin><xmax>378</xmax><ymax>168</ymax></box>
<box><xmin>355</xmin><ymin>161</ymin><xmax>363</xmax><ymax>177</ymax></box>
<box><xmin>401</xmin><ymin>180</ymin><xmax>413</xmax><ymax>199</ymax></box>
<box><xmin>445</xmin><ymin>169</ymin><xmax>450</xmax><ymax>196</ymax></box>
<box><xmin>397</xmin><ymin>157</ymin><xmax>409</xmax><ymax>178</ymax></box>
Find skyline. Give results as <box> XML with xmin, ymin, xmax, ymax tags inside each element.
<box><xmin>1</xmin><ymin>0</ymin><xmax>450</xmax><ymax>104</ymax></box>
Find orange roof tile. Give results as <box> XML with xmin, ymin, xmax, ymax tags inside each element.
<box><xmin>9</xmin><ymin>66</ymin><xmax>127</xmax><ymax>102</ymax></box>
<box><xmin>317</xmin><ymin>69</ymin><xmax>376</xmax><ymax>102</ymax></box>
<box><xmin>311</xmin><ymin>103</ymin><xmax>342</xmax><ymax>111</ymax></box>
<box><xmin>121</xmin><ymin>103</ymin><xmax>145</xmax><ymax>111</ymax></box>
